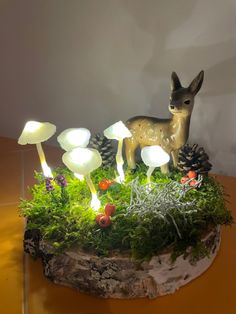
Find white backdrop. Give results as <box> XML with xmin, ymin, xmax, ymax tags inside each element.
<box><xmin>0</xmin><ymin>0</ymin><xmax>236</xmax><ymax>175</ymax></box>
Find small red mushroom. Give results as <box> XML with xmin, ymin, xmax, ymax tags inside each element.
<box><xmin>95</xmin><ymin>213</ymin><xmax>104</xmax><ymax>224</ymax></box>
<box><xmin>104</xmin><ymin>204</ymin><xmax>116</xmax><ymax>216</ymax></box>
<box><xmin>98</xmin><ymin>215</ymin><xmax>111</xmax><ymax>228</ymax></box>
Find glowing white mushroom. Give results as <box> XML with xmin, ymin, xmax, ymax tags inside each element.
<box><xmin>57</xmin><ymin>128</ymin><xmax>91</xmax><ymax>181</ymax></box>
<box><xmin>104</xmin><ymin>121</ymin><xmax>132</xmax><ymax>183</ymax></box>
<box><xmin>18</xmin><ymin>121</ymin><xmax>56</xmax><ymax>177</ymax></box>
<box><xmin>62</xmin><ymin>147</ymin><xmax>102</xmax><ymax>210</ymax></box>
<box><xmin>141</xmin><ymin>145</ymin><xmax>170</xmax><ymax>183</ymax></box>
<box><xmin>57</xmin><ymin>128</ymin><xmax>91</xmax><ymax>151</ymax></box>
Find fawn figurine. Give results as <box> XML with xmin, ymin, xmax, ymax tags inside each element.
<box><xmin>125</xmin><ymin>71</ymin><xmax>204</xmax><ymax>173</ymax></box>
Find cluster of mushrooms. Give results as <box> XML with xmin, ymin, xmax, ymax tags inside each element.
<box><xmin>18</xmin><ymin>120</ymin><xmax>170</xmax><ymax>210</ymax></box>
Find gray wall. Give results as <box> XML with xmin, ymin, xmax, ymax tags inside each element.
<box><xmin>0</xmin><ymin>0</ymin><xmax>236</xmax><ymax>175</ymax></box>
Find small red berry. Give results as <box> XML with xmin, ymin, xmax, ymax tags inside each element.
<box><xmin>180</xmin><ymin>176</ymin><xmax>189</xmax><ymax>184</ymax></box>
<box><xmin>99</xmin><ymin>179</ymin><xmax>112</xmax><ymax>190</ymax></box>
<box><xmin>104</xmin><ymin>204</ymin><xmax>116</xmax><ymax>216</ymax></box>
<box><xmin>189</xmin><ymin>179</ymin><xmax>198</xmax><ymax>187</ymax></box>
<box><xmin>95</xmin><ymin>213</ymin><xmax>104</xmax><ymax>224</ymax></box>
<box><xmin>99</xmin><ymin>215</ymin><xmax>111</xmax><ymax>228</ymax></box>
<box><xmin>187</xmin><ymin>170</ymin><xmax>197</xmax><ymax>179</ymax></box>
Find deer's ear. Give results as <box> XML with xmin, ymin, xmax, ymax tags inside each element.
<box><xmin>171</xmin><ymin>72</ymin><xmax>182</xmax><ymax>91</ymax></box>
<box><xmin>188</xmin><ymin>70</ymin><xmax>204</xmax><ymax>95</ymax></box>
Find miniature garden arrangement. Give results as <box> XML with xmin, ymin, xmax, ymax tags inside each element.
<box><xmin>19</xmin><ymin>71</ymin><xmax>233</xmax><ymax>299</ymax></box>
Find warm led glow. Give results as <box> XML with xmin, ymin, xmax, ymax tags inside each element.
<box><xmin>141</xmin><ymin>145</ymin><xmax>170</xmax><ymax>182</ymax></box>
<box><xmin>70</xmin><ymin>148</ymin><xmax>93</xmax><ymax>165</ymax></box>
<box><xmin>18</xmin><ymin>121</ymin><xmax>56</xmax><ymax>178</ymax></box>
<box><xmin>74</xmin><ymin>173</ymin><xmax>84</xmax><ymax>181</ymax></box>
<box><xmin>57</xmin><ymin>128</ymin><xmax>91</xmax><ymax>151</ymax></box>
<box><xmin>41</xmin><ymin>162</ymin><xmax>53</xmax><ymax>178</ymax></box>
<box><xmin>66</xmin><ymin>129</ymin><xmax>89</xmax><ymax>146</ymax></box>
<box><xmin>36</xmin><ymin>143</ymin><xmax>54</xmax><ymax>178</ymax></box>
<box><xmin>63</xmin><ymin>147</ymin><xmax>102</xmax><ymax>175</ymax></box>
<box><xmin>141</xmin><ymin>146</ymin><xmax>170</xmax><ymax>167</ymax></box>
<box><xmin>18</xmin><ymin>120</ymin><xmax>56</xmax><ymax>145</ymax></box>
<box><xmin>91</xmin><ymin>193</ymin><xmax>101</xmax><ymax>210</ymax></box>
<box><xmin>104</xmin><ymin>121</ymin><xmax>132</xmax><ymax>184</ymax></box>
<box><xmin>104</xmin><ymin>121</ymin><xmax>132</xmax><ymax>140</ymax></box>
<box><xmin>24</xmin><ymin>121</ymin><xmax>42</xmax><ymax>133</ymax></box>
<box><xmin>117</xmin><ymin>162</ymin><xmax>125</xmax><ymax>183</ymax></box>
<box><xmin>62</xmin><ymin>148</ymin><xmax>102</xmax><ymax>211</ymax></box>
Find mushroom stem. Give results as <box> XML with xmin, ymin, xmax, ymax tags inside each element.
<box><xmin>146</xmin><ymin>166</ymin><xmax>155</xmax><ymax>183</ymax></box>
<box><xmin>85</xmin><ymin>174</ymin><xmax>101</xmax><ymax>210</ymax></box>
<box><xmin>116</xmin><ymin>139</ymin><xmax>125</xmax><ymax>183</ymax></box>
<box><xmin>36</xmin><ymin>143</ymin><xmax>53</xmax><ymax>178</ymax></box>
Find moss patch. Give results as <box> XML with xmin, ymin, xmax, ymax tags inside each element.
<box><xmin>20</xmin><ymin>164</ymin><xmax>233</xmax><ymax>260</ymax></box>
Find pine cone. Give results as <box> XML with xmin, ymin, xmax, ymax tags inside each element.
<box><xmin>90</xmin><ymin>133</ymin><xmax>115</xmax><ymax>167</ymax></box>
<box><xmin>177</xmin><ymin>144</ymin><xmax>212</xmax><ymax>175</ymax></box>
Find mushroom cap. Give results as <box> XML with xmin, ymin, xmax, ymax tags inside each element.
<box><xmin>62</xmin><ymin>147</ymin><xmax>102</xmax><ymax>175</ymax></box>
<box><xmin>104</xmin><ymin>121</ymin><xmax>132</xmax><ymax>140</ymax></box>
<box><xmin>141</xmin><ymin>145</ymin><xmax>170</xmax><ymax>167</ymax></box>
<box><xmin>18</xmin><ymin>121</ymin><xmax>56</xmax><ymax>145</ymax></box>
<box><xmin>57</xmin><ymin>128</ymin><xmax>91</xmax><ymax>151</ymax></box>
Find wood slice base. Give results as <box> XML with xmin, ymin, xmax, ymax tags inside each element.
<box><xmin>24</xmin><ymin>226</ymin><xmax>221</xmax><ymax>299</ymax></box>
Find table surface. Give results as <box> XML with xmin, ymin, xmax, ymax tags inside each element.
<box><xmin>0</xmin><ymin>136</ymin><xmax>235</xmax><ymax>314</ymax></box>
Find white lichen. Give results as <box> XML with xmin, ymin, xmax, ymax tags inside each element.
<box><xmin>127</xmin><ymin>178</ymin><xmax>201</xmax><ymax>239</ymax></box>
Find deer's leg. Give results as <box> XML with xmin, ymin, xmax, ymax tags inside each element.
<box><xmin>160</xmin><ymin>163</ymin><xmax>169</xmax><ymax>174</ymax></box>
<box><xmin>125</xmin><ymin>137</ymin><xmax>138</xmax><ymax>169</ymax></box>
<box><xmin>171</xmin><ymin>149</ymin><xmax>179</xmax><ymax>168</ymax></box>
<box><xmin>160</xmin><ymin>146</ymin><xmax>171</xmax><ymax>173</ymax></box>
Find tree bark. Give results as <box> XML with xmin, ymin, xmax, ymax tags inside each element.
<box><xmin>24</xmin><ymin>226</ymin><xmax>220</xmax><ymax>299</ymax></box>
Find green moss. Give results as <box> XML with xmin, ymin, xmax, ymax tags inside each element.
<box><xmin>20</xmin><ymin>164</ymin><xmax>233</xmax><ymax>260</ymax></box>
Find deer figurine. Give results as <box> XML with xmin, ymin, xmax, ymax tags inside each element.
<box><xmin>125</xmin><ymin>71</ymin><xmax>204</xmax><ymax>173</ymax></box>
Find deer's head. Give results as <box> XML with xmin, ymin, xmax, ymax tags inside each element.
<box><xmin>169</xmin><ymin>71</ymin><xmax>204</xmax><ymax>117</ymax></box>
